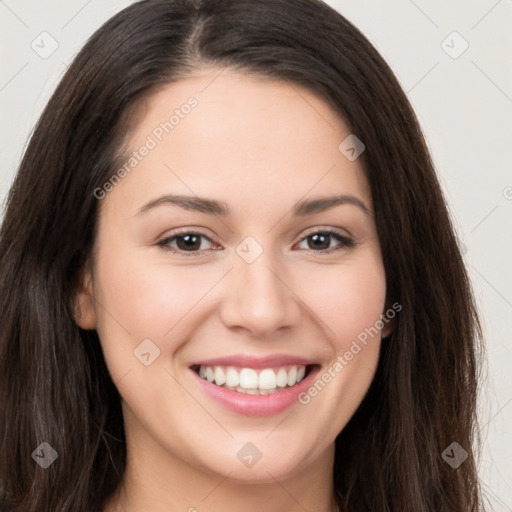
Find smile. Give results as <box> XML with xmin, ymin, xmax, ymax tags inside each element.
<box><xmin>192</xmin><ymin>364</ymin><xmax>310</xmax><ymax>395</ymax></box>
<box><xmin>189</xmin><ymin>353</ymin><xmax>320</xmax><ymax>416</ymax></box>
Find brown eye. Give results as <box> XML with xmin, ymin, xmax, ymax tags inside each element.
<box><xmin>296</xmin><ymin>230</ymin><xmax>355</xmax><ymax>254</ymax></box>
<box><xmin>157</xmin><ymin>229</ymin><xmax>355</xmax><ymax>257</ymax></box>
<box><xmin>158</xmin><ymin>232</ymin><xmax>217</xmax><ymax>255</ymax></box>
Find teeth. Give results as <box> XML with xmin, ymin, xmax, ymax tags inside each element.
<box><xmin>225</xmin><ymin>366</ymin><xmax>240</xmax><ymax>387</ymax></box>
<box><xmin>214</xmin><ymin>366</ymin><xmax>226</xmax><ymax>386</ymax></box>
<box><xmin>258</xmin><ymin>369</ymin><xmax>276</xmax><ymax>390</ymax></box>
<box><xmin>239</xmin><ymin>368</ymin><xmax>258</xmax><ymax>389</ymax></box>
<box><xmin>287</xmin><ymin>366</ymin><xmax>297</xmax><ymax>386</ymax></box>
<box><xmin>276</xmin><ymin>368</ymin><xmax>288</xmax><ymax>387</ymax></box>
<box><xmin>196</xmin><ymin>364</ymin><xmax>309</xmax><ymax>393</ymax></box>
<box><xmin>205</xmin><ymin>366</ymin><xmax>215</xmax><ymax>383</ymax></box>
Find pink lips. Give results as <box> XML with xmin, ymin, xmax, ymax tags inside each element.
<box><xmin>189</xmin><ymin>353</ymin><xmax>320</xmax><ymax>417</ymax></box>
<box><xmin>189</xmin><ymin>353</ymin><xmax>316</xmax><ymax>369</ymax></box>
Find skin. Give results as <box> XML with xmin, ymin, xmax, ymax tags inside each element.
<box><xmin>75</xmin><ymin>66</ymin><xmax>392</xmax><ymax>512</ymax></box>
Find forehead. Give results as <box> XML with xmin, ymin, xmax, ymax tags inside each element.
<box><xmin>107</xmin><ymin>67</ymin><xmax>371</xmax><ymax>217</ymax></box>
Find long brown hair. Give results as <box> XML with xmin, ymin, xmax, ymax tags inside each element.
<box><xmin>0</xmin><ymin>0</ymin><xmax>486</xmax><ymax>510</ymax></box>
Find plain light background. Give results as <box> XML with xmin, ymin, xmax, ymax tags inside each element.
<box><xmin>1</xmin><ymin>0</ymin><xmax>511</xmax><ymax>509</ymax></box>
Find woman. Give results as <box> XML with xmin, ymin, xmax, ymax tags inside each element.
<box><xmin>0</xmin><ymin>0</ymin><xmax>486</xmax><ymax>511</ymax></box>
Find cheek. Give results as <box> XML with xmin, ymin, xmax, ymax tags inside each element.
<box><xmin>301</xmin><ymin>255</ymin><xmax>387</xmax><ymax>349</ymax></box>
<box><xmin>90</xmin><ymin>236</ymin><xmax>219</xmax><ymax>387</ymax></box>
<box><xmin>90</xmin><ymin>244</ymin><xmax>218</xmax><ymax>418</ymax></box>
<box><xmin>293</xmin><ymin>258</ymin><xmax>386</xmax><ymax>437</ymax></box>
<box><xmin>93</xmin><ymin>239</ymin><xmax>215</xmax><ymax>340</ymax></box>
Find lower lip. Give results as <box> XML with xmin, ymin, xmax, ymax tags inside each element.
<box><xmin>190</xmin><ymin>366</ymin><xmax>320</xmax><ymax>416</ymax></box>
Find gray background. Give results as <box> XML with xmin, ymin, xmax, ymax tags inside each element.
<box><xmin>1</xmin><ymin>0</ymin><xmax>511</xmax><ymax>509</ymax></box>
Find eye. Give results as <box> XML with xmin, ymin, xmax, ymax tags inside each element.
<box><xmin>295</xmin><ymin>229</ymin><xmax>355</xmax><ymax>254</ymax></box>
<box><xmin>157</xmin><ymin>228</ymin><xmax>355</xmax><ymax>256</ymax></box>
<box><xmin>157</xmin><ymin>231</ymin><xmax>218</xmax><ymax>256</ymax></box>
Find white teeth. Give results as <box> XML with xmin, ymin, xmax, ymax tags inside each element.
<box><xmin>239</xmin><ymin>368</ymin><xmax>258</xmax><ymax>389</ymax></box>
<box><xmin>276</xmin><ymin>368</ymin><xmax>288</xmax><ymax>387</ymax></box>
<box><xmin>196</xmin><ymin>364</ymin><xmax>309</xmax><ymax>393</ymax></box>
<box><xmin>258</xmin><ymin>368</ymin><xmax>276</xmax><ymax>390</ymax></box>
<box><xmin>214</xmin><ymin>366</ymin><xmax>226</xmax><ymax>386</ymax></box>
<box><xmin>205</xmin><ymin>366</ymin><xmax>215</xmax><ymax>383</ymax></box>
<box><xmin>225</xmin><ymin>366</ymin><xmax>240</xmax><ymax>387</ymax></box>
<box><xmin>287</xmin><ymin>366</ymin><xmax>297</xmax><ymax>386</ymax></box>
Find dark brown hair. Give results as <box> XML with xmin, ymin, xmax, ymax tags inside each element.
<box><xmin>0</xmin><ymin>0</ymin><xmax>486</xmax><ymax>510</ymax></box>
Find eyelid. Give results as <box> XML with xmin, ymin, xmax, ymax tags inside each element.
<box><xmin>300</xmin><ymin>225</ymin><xmax>353</xmax><ymax>239</ymax></box>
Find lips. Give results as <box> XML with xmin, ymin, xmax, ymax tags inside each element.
<box><xmin>189</xmin><ymin>353</ymin><xmax>317</xmax><ymax>369</ymax></box>
<box><xmin>188</xmin><ymin>353</ymin><xmax>320</xmax><ymax>416</ymax></box>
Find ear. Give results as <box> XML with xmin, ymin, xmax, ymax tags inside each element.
<box><xmin>381</xmin><ymin>300</ymin><xmax>398</xmax><ymax>339</ymax></box>
<box><xmin>72</xmin><ymin>265</ymin><xmax>97</xmax><ymax>330</ymax></box>
<box><xmin>381</xmin><ymin>318</ymin><xmax>395</xmax><ymax>339</ymax></box>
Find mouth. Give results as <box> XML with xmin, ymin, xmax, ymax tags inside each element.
<box><xmin>188</xmin><ymin>353</ymin><xmax>321</xmax><ymax>416</ymax></box>
<box><xmin>190</xmin><ymin>363</ymin><xmax>318</xmax><ymax>395</ymax></box>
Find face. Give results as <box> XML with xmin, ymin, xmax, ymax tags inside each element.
<box><xmin>76</xmin><ymin>67</ymin><xmax>390</xmax><ymax>483</ymax></box>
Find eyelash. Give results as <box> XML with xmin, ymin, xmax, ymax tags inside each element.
<box><xmin>157</xmin><ymin>228</ymin><xmax>356</xmax><ymax>257</ymax></box>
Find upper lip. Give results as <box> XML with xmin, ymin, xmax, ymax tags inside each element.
<box><xmin>189</xmin><ymin>353</ymin><xmax>317</xmax><ymax>369</ymax></box>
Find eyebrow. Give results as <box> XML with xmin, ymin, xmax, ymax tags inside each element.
<box><xmin>136</xmin><ymin>194</ymin><xmax>372</xmax><ymax>217</ymax></box>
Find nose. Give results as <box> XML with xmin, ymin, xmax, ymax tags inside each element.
<box><xmin>218</xmin><ymin>249</ymin><xmax>303</xmax><ymax>337</ymax></box>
